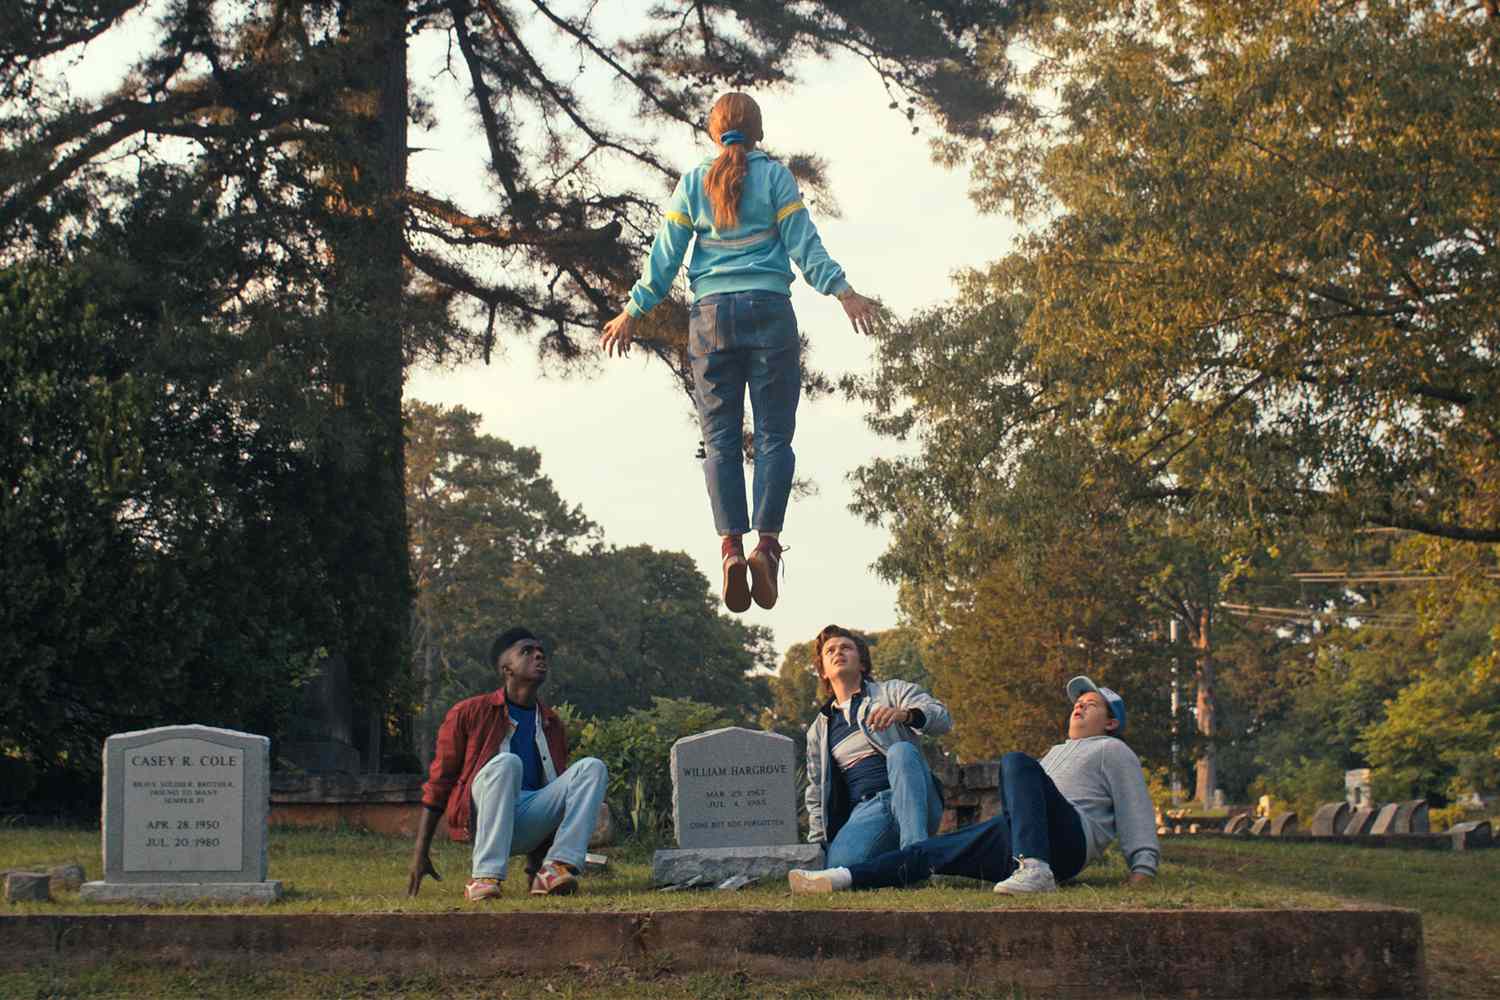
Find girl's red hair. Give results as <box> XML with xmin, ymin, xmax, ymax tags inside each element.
<box><xmin>703</xmin><ymin>93</ymin><xmax>763</xmax><ymax>231</ymax></box>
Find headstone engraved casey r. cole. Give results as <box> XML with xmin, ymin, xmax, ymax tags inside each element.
<box><xmin>653</xmin><ymin>727</ymin><xmax>822</xmax><ymax>886</ymax></box>
<box><xmin>81</xmin><ymin>725</ymin><xmax>282</xmax><ymax>903</ymax></box>
<box><xmin>672</xmin><ymin>728</ymin><xmax>798</xmax><ymax>849</ymax></box>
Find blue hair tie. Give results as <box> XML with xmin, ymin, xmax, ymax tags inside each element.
<box><xmin>719</xmin><ymin>129</ymin><xmax>746</xmax><ymax>147</ymax></box>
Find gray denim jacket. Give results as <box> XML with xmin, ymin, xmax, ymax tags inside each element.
<box><xmin>804</xmin><ymin>678</ymin><xmax>952</xmax><ymax>845</ymax></box>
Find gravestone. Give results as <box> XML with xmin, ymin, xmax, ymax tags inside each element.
<box><xmin>1369</xmin><ymin>802</ymin><xmax>1402</xmax><ymax>836</ymax></box>
<box><xmin>1269</xmin><ymin>812</ymin><xmax>1298</xmax><ymax>837</ymax></box>
<box><xmin>652</xmin><ymin>727</ymin><xmax>822</xmax><ymax>886</ymax></box>
<box><xmin>1449</xmin><ymin>820</ymin><xmax>1492</xmax><ymax>851</ymax></box>
<box><xmin>5</xmin><ymin>872</ymin><xmax>50</xmax><ymax>903</ymax></box>
<box><xmin>1222</xmin><ymin>813</ymin><xmax>1250</xmax><ymax>835</ymax></box>
<box><xmin>80</xmin><ymin>725</ymin><xmax>282</xmax><ymax>903</ymax></box>
<box><xmin>1393</xmin><ymin>799</ymin><xmax>1429</xmax><ymax>834</ymax></box>
<box><xmin>1343</xmin><ymin>805</ymin><xmax>1378</xmax><ymax>836</ymax></box>
<box><xmin>1344</xmin><ymin>768</ymin><xmax>1372</xmax><ymax>808</ymax></box>
<box><xmin>1248</xmin><ymin>816</ymin><xmax>1270</xmax><ymax>836</ymax></box>
<box><xmin>1310</xmin><ymin>802</ymin><xmax>1350</xmax><ymax>837</ymax></box>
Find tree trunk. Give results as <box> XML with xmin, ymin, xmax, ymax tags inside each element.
<box><xmin>309</xmin><ymin>1</ymin><xmax>412</xmax><ymax>772</ymax></box>
<box><xmin>1193</xmin><ymin>606</ymin><xmax>1216</xmax><ymax>808</ymax></box>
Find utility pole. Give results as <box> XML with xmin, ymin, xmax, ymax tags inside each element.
<box><xmin>1193</xmin><ymin>606</ymin><xmax>1216</xmax><ymax>809</ymax></box>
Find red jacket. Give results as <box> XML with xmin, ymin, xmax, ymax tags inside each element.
<box><xmin>421</xmin><ymin>688</ymin><xmax>571</xmax><ymax>842</ymax></box>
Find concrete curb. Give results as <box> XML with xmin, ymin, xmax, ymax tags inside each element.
<box><xmin>0</xmin><ymin>907</ymin><xmax>1425</xmax><ymax>998</ymax></box>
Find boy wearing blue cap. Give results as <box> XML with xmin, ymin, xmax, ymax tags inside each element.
<box><xmin>789</xmin><ymin>675</ymin><xmax>1159</xmax><ymax>895</ymax></box>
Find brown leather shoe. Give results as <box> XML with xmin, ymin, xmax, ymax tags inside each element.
<box><xmin>721</xmin><ymin>535</ymin><xmax>751</xmax><ymax>613</ymax></box>
<box><xmin>748</xmin><ymin>535</ymin><xmax>784</xmax><ymax>609</ymax></box>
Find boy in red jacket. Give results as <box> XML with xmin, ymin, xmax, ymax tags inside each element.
<box><xmin>406</xmin><ymin>627</ymin><xmax>608</xmax><ymax>900</ymax></box>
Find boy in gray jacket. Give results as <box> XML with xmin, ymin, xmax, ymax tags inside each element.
<box><xmin>804</xmin><ymin>625</ymin><xmax>952</xmax><ymax>868</ymax></box>
<box><xmin>791</xmin><ymin>675</ymin><xmax>1158</xmax><ymax>895</ymax></box>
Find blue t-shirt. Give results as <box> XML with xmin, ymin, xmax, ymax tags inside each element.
<box><xmin>506</xmin><ymin>703</ymin><xmax>545</xmax><ymax>791</ymax></box>
<box><xmin>827</xmin><ymin>692</ymin><xmax>890</xmax><ymax>803</ymax></box>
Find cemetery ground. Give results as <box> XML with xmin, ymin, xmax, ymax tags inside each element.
<box><xmin>2</xmin><ymin>827</ymin><xmax>1496</xmax><ymax>998</ymax></box>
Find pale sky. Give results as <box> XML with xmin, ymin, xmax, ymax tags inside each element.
<box><xmin>63</xmin><ymin>5</ymin><xmax>1021</xmax><ymax>663</ymax></box>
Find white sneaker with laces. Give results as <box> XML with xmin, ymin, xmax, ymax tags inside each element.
<box><xmin>788</xmin><ymin>867</ymin><xmax>850</xmax><ymax>893</ymax></box>
<box><xmin>993</xmin><ymin>857</ymin><xmax>1057</xmax><ymax>894</ymax></box>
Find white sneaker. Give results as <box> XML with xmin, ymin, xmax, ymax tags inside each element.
<box><xmin>788</xmin><ymin>869</ymin><xmax>836</xmax><ymax>894</ymax></box>
<box><xmin>993</xmin><ymin>857</ymin><xmax>1057</xmax><ymax>894</ymax></box>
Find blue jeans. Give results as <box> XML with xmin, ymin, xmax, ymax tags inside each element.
<box><xmin>847</xmin><ymin>752</ymin><xmax>1087</xmax><ymax>889</ymax></box>
<box><xmin>469</xmin><ymin>754</ymin><xmax>607</xmax><ymax>879</ymax></box>
<box><xmin>688</xmin><ymin>290</ymin><xmax>800</xmax><ymax>535</ymax></box>
<box><xmin>826</xmin><ymin>742</ymin><xmax>944</xmax><ymax>867</ymax></box>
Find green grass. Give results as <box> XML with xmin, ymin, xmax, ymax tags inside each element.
<box><xmin>3</xmin><ymin>827</ymin><xmax>1497</xmax><ymax>997</ymax></box>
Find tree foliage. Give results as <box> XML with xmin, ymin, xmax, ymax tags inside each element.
<box><xmin>931</xmin><ymin>0</ymin><xmax>1500</xmax><ymax>543</ymax></box>
<box><xmin>851</xmin><ymin>0</ymin><xmax>1500</xmax><ymax>791</ymax></box>
<box><xmin>0</xmin><ymin>231</ymin><xmax>334</xmax><ymax>804</ymax></box>
<box><xmin>405</xmin><ymin>401</ymin><xmax>773</xmax><ymax>765</ymax></box>
<box><xmin>2</xmin><ymin>0</ymin><xmax>1030</xmax><ymax>763</ymax></box>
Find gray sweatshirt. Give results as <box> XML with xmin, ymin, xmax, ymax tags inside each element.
<box><xmin>1040</xmin><ymin>735</ymin><xmax>1160</xmax><ymax>876</ymax></box>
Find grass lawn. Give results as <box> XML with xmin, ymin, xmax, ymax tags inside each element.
<box><xmin>3</xmin><ymin>826</ymin><xmax>1496</xmax><ymax>997</ymax></box>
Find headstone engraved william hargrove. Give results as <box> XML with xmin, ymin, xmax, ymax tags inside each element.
<box><xmin>81</xmin><ymin>725</ymin><xmax>282</xmax><ymax>903</ymax></box>
<box><xmin>652</xmin><ymin>727</ymin><xmax>822</xmax><ymax>886</ymax></box>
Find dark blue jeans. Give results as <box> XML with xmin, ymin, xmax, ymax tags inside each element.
<box><xmin>688</xmin><ymin>290</ymin><xmax>800</xmax><ymax>535</ymax></box>
<box><xmin>847</xmin><ymin>752</ymin><xmax>1088</xmax><ymax>889</ymax></box>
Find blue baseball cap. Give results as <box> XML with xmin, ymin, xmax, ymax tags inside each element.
<box><xmin>1066</xmin><ymin>676</ymin><xmax>1126</xmax><ymax>735</ymax></box>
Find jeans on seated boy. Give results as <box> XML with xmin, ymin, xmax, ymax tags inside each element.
<box><xmin>825</xmin><ymin>741</ymin><xmax>944</xmax><ymax>868</ymax></box>
<box><xmin>470</xmin><ymin>753</ymin><xmax>608</xmax><ymax>880</ymax></box>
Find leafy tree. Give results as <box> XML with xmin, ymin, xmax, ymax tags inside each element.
<box><xmin>3</xmin><ymin>1</ymin><xmax>1030</xmax><ymax>759</ymax></box>
<box><xmin>406</xmin><ymin>400</ymin><xmax>598</xmax><ymax>758</ymax></box>
<box><xmin>405</xmin><ymin>402</ymin><xmax>773</xmax><ymax>756</ymax></box>
<box><xmin>931</xmin><ymin>0</ymin><xmax>1500</xmax><ymax>544</ymax></box>
<box><xmin>569</xmin><ymin>696</ymin><xmax>731</xmax><ymax>842</ymax></box>
<box><xmin>0</xmin><ymin>224</ymin><xmax>334</xmax><ymax>805</ymax></box>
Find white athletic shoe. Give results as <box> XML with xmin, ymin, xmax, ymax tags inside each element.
<box><xmin>993</xmin><ymin>857</ymin><xmax>1057</xmax><ymax>894</ymax></box>
<box><xmin>788</xmin><ymin>869</ymin><xmax>836</xmax><ymax>894</ymax></box>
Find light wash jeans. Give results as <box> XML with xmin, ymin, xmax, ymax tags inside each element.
<box><xmin>847</xmin><ymin>751</ymin><xmax>1087</xmax><ymax>889</ymax></box>
<box><xmin>825</xmin><ymin>741</ymin><xmax>944</xmax><ymax>868</ymax></box>
<box><xmin>469</xmin><ymin>753</ymin><xmax>607</xmax><ymax>879</ymax></box>
<box><xmin>688</xmin><ymin>290</ymin><xmax>800</xmax><ymax>535</ymax></box>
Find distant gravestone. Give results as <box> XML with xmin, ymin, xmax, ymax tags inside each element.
<box><xmin>1370</xmin><ymin>802</ymin><xmax>1402</xmax><ymax>836</ymax></box>
<box><xmin>1449</xmin><ymin>820</ymin><xmax>1492</xmax><ymax>851</ymax></box>
<box><xmin>652</xmin><ymin>727</ymin><xmax>821</xmax><ymax>886</ymax></box>
<box><xmin>5</xmin><ymin>872</ymin><xmax>50</xmax><ymax>903</ymax></box>
<box><xmin>1222</xmin><ymin>814</ymin><xmax>1250</xmax><ymax>835</ymax></box>
<box><xmin>1344</xmin><ymin>768</ymin><xmax>1373</xmax><ymax>808</ymax></box>
<box><xmin>1270</xmin><ymin>812</ymin><xmax>1298</xmax><ymax>837</ymax></box>
<box><xmin>1249</xmin><ymin>816</ymin><xmax>1270</xmax><ymax>837</ymax></box>
<box><xmin>1343</xmin><ymin>806</ymin><xmax>1378</xmax><ymax>836</ymax></box>
<box><xmin>1393</xmin><ymin>799</ymin><xmax>1429</xmax><ymax>834</ymax></box>
<box><xmin>1310</xmin><ymin>802</ymin><xmax>1350</xmax><ymax>837</ymax></box>
<box><xmin>80</xmin><ymin>725</ymin><xmax>281</xmax><ymax>903</ymax></box>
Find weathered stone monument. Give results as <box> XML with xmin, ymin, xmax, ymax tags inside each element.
<box><xmin>1310</xmin><ymin>801</ymin><xmax>1350</xmax><ymax>837</ymax></box>
<box><xmin>651</xmin><ymin>727</ymin><xmax>822</xmax><ymax>886</ymax></box>
<box><xmin>1393</xmin><ymin>799</ymin><xmax>1429</xmax><ymax>834</ymax></box>
<box><xmin>1344</xmin><ymin>805</ymin><xmax>1378</xmax><ymax>836</ymax></box>
<box><xmin>1344</xmin><ymin>768</ymin><xmax>1373</xmax><ymax>808</ymax></box>
<box><xmin>1248</xmin><ymin>816</ymin><xmax>1271</xmax><ymax>836</ymax></box>
<box><xmin>1269</xmin><ymin>812</ymin><xmax>1298</xmax><ymax>837</ymax></box>
<box><xmin>1449</xmin><ymin>820</ymin><xmax>1492</xmax><ymax>851</ymax></box>
<box><xmin>1369</xmin><ymin>802</ymin><xmax>1402</xmax><ymax>836</ymax></box>
<box><xmin>81</xmin><ymin>725</ymin><xmax>282</xmax><ymax>903</ymax></box>
<box><xmin>1222</xmin><ymin>813</ymin><xmax>1251</xmax><ymax>835</ymax></box>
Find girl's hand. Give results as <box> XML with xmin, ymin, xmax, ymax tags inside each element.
<box><xmin>600</xmin><ymin>310</ymin><xmax>637</xmax><ymax>357</ymax></box>
<box><xmin>838</xmin><ymin>289</ymin><xmax>883</xmax><ymax>337</ymax></box>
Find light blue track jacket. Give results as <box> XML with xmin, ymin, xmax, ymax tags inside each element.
<box><xmin>625</xmin><ymin>150</ymin><xmax>851</xmax><ymax>317</ymax></box>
